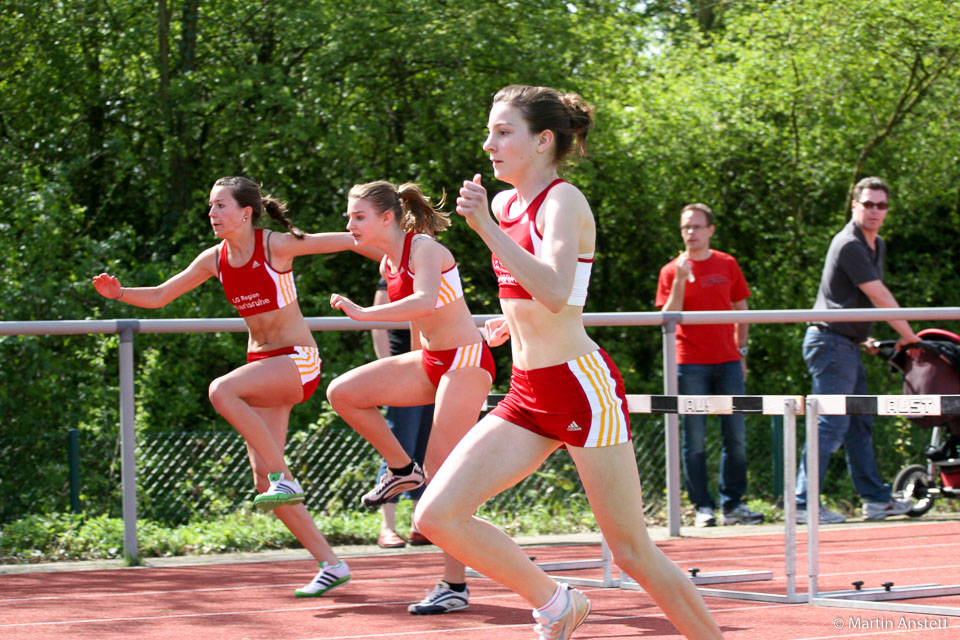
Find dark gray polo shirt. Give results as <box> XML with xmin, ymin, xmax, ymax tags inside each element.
<box><xmin>812</xmin><ymin>220</ymin><xmax>885</xmax><ymax>342</ymax></box>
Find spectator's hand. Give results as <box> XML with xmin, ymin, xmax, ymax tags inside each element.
<box><xmin>92</xmin><ymin>273</ymin><xmax>122</xmax><ymax>300</ymax></box>
<box><xmin>676</xmin><ymin>253</ymin><xmax>694</xmax><ymax>283</ymax></box>
<box><xmin>483</xmin><ymin>316</ymin><xmax>511</xmax><ymax>347</ymax></box>
<box><xmin>895</xmin><ymin>332</ymin><xmax>922</xmax><ymax>352</ymax></box>
<box><xmin>741</xmin><ymin>358</ymin><xmax>748</xmax><ymax>381</ymax></box>
<box><xmin>861</xmin><ymin>337</ymin><xmax>879</xmax><ymax>355</ymax></box>
<box><xmin>330</xmin><ymin>293</ymin><xmax>367</xmax><ymax>320</ymax></box>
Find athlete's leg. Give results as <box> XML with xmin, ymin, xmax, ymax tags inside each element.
<box><xmin>246</xmin><ymin>405</ymin><xmax>339</xmax><ymax>565</ymax></box>
<box><xmin>326</xmin><ymin>351</ymin><xmax>436</xmax><ymax>466</ymax></box>
<box><xmin>415</xmin><ymin>415</ymin><xmax>563</xmax><ymax>607</ymax></box>
<box><xmin>209</xmin><ymin>356</ymin><xmax>303</xmax><ymax>477</ymax></box>
<box><xmin>567</xmin><ymin>443</ymin><xmax>723</xmax><ymax>639</ymax></box>
<box><xmin>426</xmin><ymin>366</ymin><xmax>492</xmax><ymax>584</ymax></box>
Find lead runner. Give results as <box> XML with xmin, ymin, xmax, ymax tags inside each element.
<box><xmin>414</xmin><ymin>86</ymin><xmax>724</xmax><ymax>639</ymax></box>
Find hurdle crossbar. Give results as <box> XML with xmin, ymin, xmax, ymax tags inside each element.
<box><xmin>806</xmin><ymin>395</ymin><xmax>960</xmax><ymax>616</ymax></box>
<box><xmin>474</xmin><ymin>393</ymin><xmax>804</xmax><ymax>602</ymax></box>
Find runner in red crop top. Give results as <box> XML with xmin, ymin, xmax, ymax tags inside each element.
<box><xmin>218</xmin><ymin>228</ymin><xmax>298</xmax><ymax>316</ymax></box>
<box><xmin>325</xmin><ymin>180</ymin><xmax>493</xmax><ymax>614</ymax></box>
<box><xmin>416</xmin><ymin>86</ymin><xmax>722</xmax><ymax>639</ymax></box>
<box><xmin>92</xmin><ymin>176</ymin><xmax>380</xmax><ymax>599</ymax></box>
<box><xmin>383</xmin><ymin>231</ymin><xmax>465</xmax><ymax>307</ymax></box>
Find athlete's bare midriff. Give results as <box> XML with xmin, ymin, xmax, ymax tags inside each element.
<box><xmin>413</xmin><ymin>297</ymin><xmax>483</xmax><ymax>352</ymax></box>
<box><xmin>243</xmin><ymin>302</ymin><xmax>316</xmax><ymax>353</ymax></box>
<box><xmin>501</xmin><ymin>298</ymin><xmax>598</xmax><ymax>370</ymax></box>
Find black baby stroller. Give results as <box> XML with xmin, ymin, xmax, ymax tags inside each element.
<box><xmin>876</xmin><ymin>328</ymin><xmax>960</xmax><ymax>517</ymax></box>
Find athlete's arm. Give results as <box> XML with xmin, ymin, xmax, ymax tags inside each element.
<box><xmin>92</xmin><ymin>246</ymin><xmax>218</xmax><ymax>308</ymax></box>
<box><xmin>270</xmin><ymin>230</ymin><xmax>384</xmax><ymax>263</ymax></box>
<box><xmin>333</xmin><ymin>240</ymin><xmax>446</xmax><ymax>322</ymax></box>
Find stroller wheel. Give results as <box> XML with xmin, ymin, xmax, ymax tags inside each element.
<box><xmin>893</xmin><ymin>464</ymin><xmax>934</xmax><ymax>516</ymax></box>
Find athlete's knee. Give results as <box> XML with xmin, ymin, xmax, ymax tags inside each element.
<box><xmin>325</xmin><ymin>376</ymin><xmax>352</xmax><ymax>408</ymax></box>
<box><xmin>208</xmin><ymin>376</ymin><xmax>234</xmax><ymax>412</ymax></box>
<box><xmin>414</xmin><ymin>489</ymin><xmax>460</xmax><ymax>539</ymax></box>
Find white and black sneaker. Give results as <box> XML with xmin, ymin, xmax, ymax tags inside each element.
<box><xmin>294</xmin><ymin>561</ymin><xmax>351</xmax><ymax>597</ymax></box>
<box><xmin>361</xmin><ymin>462</ymin><xmax>425</xmax><ymax>507</ymax></box>
<box><xmin>253</xmin><ymin>472</ymin><xmax>305</xmax><ymax>511</ymax></box>
<box><xmin>408</xmin><ymin>581</ymin><xmax>469</xmax><ymax>614</ymax></box>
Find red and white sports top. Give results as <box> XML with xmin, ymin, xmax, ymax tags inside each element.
<box><xmin>492</xmin><ymin>179</ymin><xmax>593</xmax><ymax>306</ymax></box>
<box><xmin>218</xmin><ymin>228</ymin><xmax>297</xmax><ymax>317</ymax></box>
<box><xmin>383</xmin><ymin>232</ymin><xmax>464</xmax><ymax>306</ymax></box>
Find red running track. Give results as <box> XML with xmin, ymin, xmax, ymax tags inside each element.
<box><xmin>2</xmin><ymin>519</ymin><xmax>960</xmax><ymax>639</ymax></box>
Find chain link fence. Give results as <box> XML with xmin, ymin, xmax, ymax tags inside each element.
<box><xmin>1</xmin><ymin>408</ymin><xmax>814</xmax><ymax>528</ymax></box>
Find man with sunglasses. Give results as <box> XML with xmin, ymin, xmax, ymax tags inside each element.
<box><xmin>797</xmin><ymin>176</ymin><xmax>920</xmax><ymax>524</ymax></box>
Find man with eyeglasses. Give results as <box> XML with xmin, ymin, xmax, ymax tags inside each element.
<box><xmin>656</xmin><ymin>203</ymin><xmax>764</xmax><ymax>528</ymax></box>
<box><xmin>797</xmin><ymin>176</ymin><xmax>920</xmax><ymax>524</ymax></box>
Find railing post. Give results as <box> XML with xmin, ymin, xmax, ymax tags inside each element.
<box><xmin>662</xmin><ymin>315</ymin><xmax>682</xmax><ymax>536</ymax></box>
<box><xmin>117</xmin><ymin>320</ymin><xmax>140</xmax><ymax>565</ymax></box>
<box><xmin>68</xmin><ymin>428</ymin><xmax>81</xmax><ymax>514</ymax></box>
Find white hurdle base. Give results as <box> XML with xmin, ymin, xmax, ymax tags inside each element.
<box><xmin>806</xmin><ymin>394</ymin><xmax>960</xmax><ymax>617</ymax></box>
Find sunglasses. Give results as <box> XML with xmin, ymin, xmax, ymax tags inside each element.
<box><xmin>857</xmin><ymin>200</ymin><xmax>889</xmax><ymax>210</ymax></box>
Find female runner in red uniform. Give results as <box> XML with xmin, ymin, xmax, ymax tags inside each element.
<box><xmin>415</xmin><ymin>87</ymin><xmax>724</xmax><ymax>639</ymax></box>
<box><xmin>327</xmin><ymin>180</ymin><xmax>494</xmax><ymax>614</ymax></box>
<box><xmin>92</xmin><ymin>176</ymin><xmax>370</xmax><ymax>598</ymax></box>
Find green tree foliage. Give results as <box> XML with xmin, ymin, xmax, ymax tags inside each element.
<box><xmin>1</xmin><ymin>0</ymin><xmax>958</xmax><ymax>521</ymax></box>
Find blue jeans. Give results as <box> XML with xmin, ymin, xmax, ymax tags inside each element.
<box><xmin>377</xmin><ymin>404</ymin><xmax>434</xmax><ymax>503</ymax></box>
<box><xmin>795</xmin><ymin>327</ymin><xmax>891</xmax><ymax>508</ymax></box>
<box><xmin>678</xmin><ymin>360</ymin><xmax>748</xmax><ymax>512</ymax></box>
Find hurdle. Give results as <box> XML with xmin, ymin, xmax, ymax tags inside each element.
<box><xmin>468</xmin><ymin>393</ymin><xmax>806</xmax><ymax>603</ymax></box>
<box><xmin>806</xmin><ymin>394</ymin><xmax>960</xmax><ymax>616</ymax></box>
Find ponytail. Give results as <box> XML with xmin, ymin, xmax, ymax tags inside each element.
<box><xmin>262</xmin><ymin>195</ymin><xmax>304</xmax><ymax>239</ymax></box>
<box><xmin>348</xmin><ymin>180</ymin><xmax>449</xmax><ymax>236</ymax></box>
<box><xmin>397</xmin><ymin>183</ymin><xmax>450</xmax><ymax>235</ymax></box>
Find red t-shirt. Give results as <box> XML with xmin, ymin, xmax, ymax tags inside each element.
<box><xmin>655</xmin><ymin>250</ymin><xmax>750</xmax><ymax>365</ymax></box>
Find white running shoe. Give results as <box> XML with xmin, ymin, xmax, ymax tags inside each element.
<box><xmin>253</xmin><ymin>472</ymin><xmax>305</xmax><ymax>511</ymax></box>
<box><xmin>532</xmin><ymin>584</ymin><xmax>590</xmax><ymax>640</ymax></box>
<box><xmin>294</xmin><ymin>561</ymin><xmax>351</xmax><ymax>597</ymax></box>
<box><xmin>407</xmin><ymin>581</ymin><xmax>469</xmax><ymax>614</ymax></box>
<box><xmin>360</xmin><ymin>462</ymin><xmax>425</xmax><ymax>507</ymax></box>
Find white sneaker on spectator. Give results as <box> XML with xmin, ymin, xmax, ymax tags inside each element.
<box><xmin>694</xmin><ymin>506</ymin><xmax>716</xmax><ymax>527</ymax></box>
<box><xmin>862</xmin><ymin>498</ymin><xmax>913</xmax><ymax>521</ymax></box>
<box><xmin>796</xmin><ymin>505</ymin><xmax>846</xmax><ymax>524</ymax></box>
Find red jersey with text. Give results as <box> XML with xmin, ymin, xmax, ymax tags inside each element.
<box><xmin>493</xmin><ymin>179</ymin><xmax>593</xmax><ymax>305</ymax></box>
<box><xmin>218</xmin><ymin>228</ymin><xmax>297</xmax><ymax>317</ymax></box>
<box><xmin>655</xmin><ymin>249</ymin><xmax>750</xmax><ymax>364</ymax></box>
<box><xmin>383</xmin><ymin>232</ymin><xmax>464</xmax><ymax>307</ymax></box>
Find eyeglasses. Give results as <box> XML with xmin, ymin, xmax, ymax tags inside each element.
<box><xmin>680</xmin><ymin>224</ymin><xmax>708</xmax><ymax>232</ymax></box>
<box><xmin>857</xmin><ymin>200</ymin><xmax>889</xmax><ymax>210</ymax></box>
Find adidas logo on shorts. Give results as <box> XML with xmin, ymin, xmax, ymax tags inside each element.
<box><xmin>252</xmin><ymin>260</ymin><xmax>261</xmax><ymax>268</ymax></box>
<box><xmin>567</xmin><ymin>422</ymin><xmax>582</xmax><ymax>431</ymax></box>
